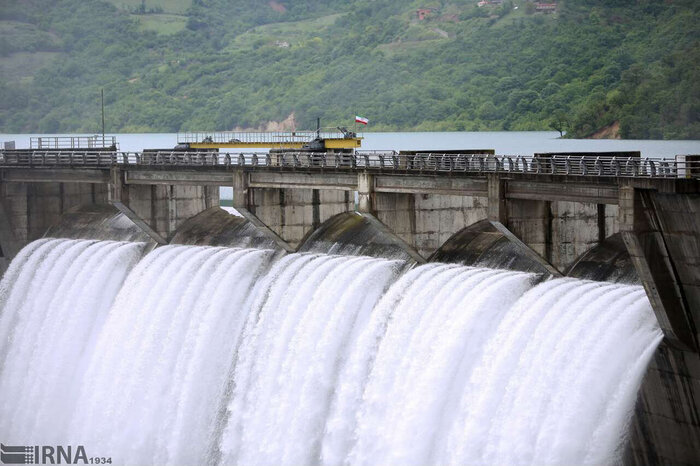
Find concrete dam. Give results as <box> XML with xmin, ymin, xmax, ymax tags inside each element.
<box><xmin>0</xmin><ymin>148</ymin><xmax>698</xmax><ymax>465</ymax></box>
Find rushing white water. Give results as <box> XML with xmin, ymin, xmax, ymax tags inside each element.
<box><xmin>0</xmin><ymin>238</ymin><xmax>146</xmax><ymax>443</ymax></box>
<box><xmin>68</xmin><ymin>245</ymin><xmax>276</xmax><ymax>465</ymax></box>
<box><xmin>0</xmin><ymin>240</ymin><xmax>662</xmax><ymax>466</ymax></box>
<box><xmin>219</xmin><ymin>254</ymin><xmax>402</xmax><ymax>466</ymax></box>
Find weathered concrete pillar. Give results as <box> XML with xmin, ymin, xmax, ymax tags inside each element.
<box><xmin>357</xmin><ymin>172</ymin><xmax>375</xmax><ymax>215</ymax></box>
<box><xmin>487</xmin><ymin>174</ymin><xmax>507</xmax><ymax>224</ymax></box>
<box><xmin>626</xmin><ymin>192</ymin><xmax>700</xmax><ymax>466</ymax></box>
<box><xmin>246</xmin><ymin>187</ymin><xmax>352</xmax><ymax>249</ymax></box>
<box><xmin>0</xmin><ymin>176</ymin><xmax>110</xmax><ymax>269</ymax></box>
<box><xmin>619</xmin><ymin>185</ymin><xmax>696</xmax><ymax>350</ymax></box>
<box><xmin>113</xmin><ymin>178</ymin><xmax>216</xmax><ymax>243</ymax></box>
<box><xmin>107</xmin><ymin>166</ymin><xmax>124</xmax><ymax>205</ymax></box>
<box><xmin>549</xmin><ymin>201</ymin><xmax>613</xmax><ymax>271</ymax></box>
<box><xmin>233</xmin><ymin>171</ymin><xmax>294</xmax><ymax>252</ymax></box>
<box><xmin>0</xmin><ymin>181</ymin><xmax>22</xmax><ymax>275</ymax></box>
<box><xmin>356</xmin><ymin>172</ymin><xmax>425</xmax><ymax>263</ymax></box>
<box><xmin>108</xmin><ymin>167</ymin><xmax>166</xmax><ymax>244</ymax></box>
<box><xmin>628</xmin><ymin>342</ymin><xmax>700</xmax><ymax>465</ymax></box>
<box><xmin>312</xmin><ymin>189</ymin><xmax>321</xmax><ymax>231</ymax></box>
<box><xmin>487</xmin><ymin>174</ymin><xmax>560</xmax><ymax>276</ymax></box>
<box><xmin>375</xmin><ymin>193</ymin><xmax>417</xmax><ymax>250</ymax></box>
<box><xmin>597</xmin><ymin>203</ymin><xmax>606</xmax><ymax>244</ymax></box>
<box><xmin>167</xmin><ymin>185</ymin><xmax>177</xmax><ymax>235</ymax></box>
<box><xmin>1</xmin><ymin>182</ymin><xmax>28</xmax><ymax>247</ymax></box>
<box><xmin>0</xmin><ymin>185</ymin><xmax>22</xmax><ymax>260</ymax></box>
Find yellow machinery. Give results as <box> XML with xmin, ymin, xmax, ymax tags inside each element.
<box><xmin>177</xmin><ymin>128</ymin><xmax>362</xmax><ymax>151</ymax></box>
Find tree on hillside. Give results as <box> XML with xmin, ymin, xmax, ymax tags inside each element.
<box><xmin>549</xmin><ymin>111</ymin><xmax>569</xmax><ymax>137</ymax></box>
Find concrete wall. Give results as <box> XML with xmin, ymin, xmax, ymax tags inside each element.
<box><xmin>0</xmin><ymin>180</ymin><xmax>218</xmax><ymax>274</ymax></box>
<box><xmin>0</xmin><ymin>181</ymin><xmax>108</xmax><ymax>274</ymax></box>
<box><xmin>127</xmin><ymin>185</ymin><xmax>219</xmax><ymax>240</ymax></box>
<box><xmin>248</xmin><ymin>185</ymin><xmax>610</xmax><ymax>271</ymax></box>
<box><xmin>2</xmin><ymin>182</ymin><xmax>107</xmax><ymax>244</ymax></box>
<box><xmin>550</xmin><ymin>202</ymin><xmax>619</xmax><ymax>271</ymax></box>
<box><xmin>627</xmin><ymin>343</ymin><xmax>700</xmax><ymax>465</ymax></box>
<box><xmin>621</xmin><ymin>191</ymin><xmax>700</xmax><ymax>465</ymax></box>
<box><xmin>250</xmin><ymin>188</ymin><xmax>353</xmax><ymax>248</ymax></box>
<box><xmin>373</xmin><ymin>191</ymin><xmax>612</xmax><ymax>270</ymax></box>
<box><xmin>651</xmin><ymin>192</ymin><xmax>700</xmax><ymax>340</ymax></box>
<box><xmin>376</xmin><ymin>193</ymin><xmax>487</xmax><ymax>259</ymax></box>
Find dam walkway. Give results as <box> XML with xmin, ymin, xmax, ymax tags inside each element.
<box><xmin>1</xmin><ymin>150</ymin><xmax>698</xmax><ymax>179</ymax></box>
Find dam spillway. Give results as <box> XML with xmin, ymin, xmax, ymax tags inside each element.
<box><xmin>0</xmin><ymin>148</ymin><xmax>699</xmax><ymax>463</ymax></box>
<box><xmin>0</xmin><ymin>239</ymin><xmax>662</xmax><ymax>465</ymax></box>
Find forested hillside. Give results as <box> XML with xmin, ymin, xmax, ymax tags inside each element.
<box><xmin>1</xmin><ymin>0</ymin><xmax>698</xmax><ymax>138</ymax></box>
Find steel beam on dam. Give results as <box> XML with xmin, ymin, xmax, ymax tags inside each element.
<box><xmin>0</xmin><ymin>149</ymin><xmax>699</xmax><ymax>464</ymax></box>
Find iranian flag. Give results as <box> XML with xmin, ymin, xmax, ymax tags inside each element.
<box><xmin>355</xmin><ymin>115</ymin><xmax>369</xmax><ymax>125</ymax></box>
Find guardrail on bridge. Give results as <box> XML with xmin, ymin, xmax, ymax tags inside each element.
<box><xmin>29</xmin><ymin>136</ymin><xmax>118</xmax><ymax>150</ymax></box>
<box><xmin>0</xmin><ymin>150</ymin><xmax>698</xmax><ymax>179</ymax></box>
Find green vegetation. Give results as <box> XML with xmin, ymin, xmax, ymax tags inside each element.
<box><xmin>0</xmin><ymin>0</ymin><xmax>698</xmax><ymax>139</ymax></box>
<box><xmin>229</xmin><ymin>14</ymin><xmax>344</xmax><ymax>51</ymax></box>
<box><xmin>108</xmin><ymin>0</ymin><xmax>192</xmax><ymax>15</ymax></box>
<box><xmin>133</xmin><ymin>14</ymin><xmax>187</xmax><ymax>35</ymax></box>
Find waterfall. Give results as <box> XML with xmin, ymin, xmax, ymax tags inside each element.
<box><xmin>219</xmin><ymin>254</ymin><xmax>402</xmax><ymax>466</ymax></box>
<box><xmin>0</xmin><ymin>240</ymin><xmax>662</xmax><ymax>465</ymax></box>
<box><xmin>68</xmin><ymin>245</ymin><xmax>275</xmax><ymax>465</ymax></box>
<box><xmin>0</xmin><ymin>239</ymin><xmax>146</xmax><ymax>443</ymax></box>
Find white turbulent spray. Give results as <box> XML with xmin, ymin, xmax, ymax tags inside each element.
<box><xmin>0</xmin><ymin>238</ymin><xmax>146</xmax><ymax>444</ymax></box>
<box><xmin>429</xmin><ymin>278</ymin><xmax>663</xmax><ymax>466</ymax></box>
<box><xmin>321</xmin><ymin>263</ymin><xmax>453</xmax><ymax>466</ymax></box>
<box><xmin>346</xmin><ymin>265</ymin><xmax>537</xmax><ymax>466</ymax></box>
<box><xmin>68</xmin><ymin>245</ymin><xmax>275</xmax><ymax>465</ymax></box>
<box><xmin>0</xmin><ymin>239</ymin><xmax>662</xmax><ymax>466</ymax></box>
<box><xmin>219</xmin><ymin>254</ymin><xmax>402</xmax><ymax>466</ymax></box>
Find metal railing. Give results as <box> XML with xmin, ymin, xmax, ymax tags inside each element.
<box><xmin>0</xmin><ymin>150</ymin><xmax>698</xmax><ymax>179</ymax></box>
<box><xmin>0</xmin><ymin>151</ymin><xmax>124</xmax><ymax>166</ymax></box>
<box><xmin>30</xmin><ymin>136</ymin><xmax>118</xmax><ymax>150</ymax></box>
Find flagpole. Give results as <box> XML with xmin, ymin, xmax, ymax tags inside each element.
<box><xmin>101</xmin><ymin>88</ymin><xmax>105</xmax><ymax>147</ymax></box>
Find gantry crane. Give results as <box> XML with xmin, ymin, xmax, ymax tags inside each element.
<box><xmin>176</xmin><ymin>124</ymin><xmax>362</xmax><ymax>152</ymax></box>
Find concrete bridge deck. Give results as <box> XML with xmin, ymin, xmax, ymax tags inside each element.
<box><xmin>1</xmin><ymin>150</ymin><xmax>697</xmax><ymax>202</ymax></box>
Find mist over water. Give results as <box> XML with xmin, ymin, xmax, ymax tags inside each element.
<box><xmin>0</xmin><ymin>240</ymin><xmax>662</xmax><ymax>465</ymax></box>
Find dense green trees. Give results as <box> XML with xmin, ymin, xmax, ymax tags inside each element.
<box><xmin>0</xmin><ymin>0</ymin><xmax>698</xmax><ymax>138</ymax></box>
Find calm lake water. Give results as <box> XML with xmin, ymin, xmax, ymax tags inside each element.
<box><xmin>2</xmin><ymin>131</ymin><xmax>700</xmax><ymax>158</ymax></box>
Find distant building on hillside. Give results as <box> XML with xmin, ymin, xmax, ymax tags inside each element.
<box><xmin>416</xmin><ymin>8</ymin><xmax>436</xmax><ymax>20</ymax></box>
<box><xmin>477</xmin><ymin>0</ymin><xmax>503</xmax><ymax>7</ymax></box>
<box><xmin>534</xmin><ymin>2</ymin><xmax>557</xmax><ymax>12</ymax></box>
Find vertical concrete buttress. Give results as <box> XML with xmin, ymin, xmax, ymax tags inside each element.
<box><xmin>487</xmin><ymin>173</ymin><xmax>507</xmax><ymax>224</ymax></box>
<box><xmin>0</xmin><ymin>187</ymin><xmax>21</xmax><ymax>259</ymax></box>
<box><xmin>233</xmin><ymin>170</ymin><xmax>294</xmax><ymax>252</ymax></box>
<box><xmin>108</xmin><ymin>167</ymin><xmax>167</xmax><ymax>244</ymax></box>
<box><xmin>357</xmin><ymin>172</ymin><xmax>375</xmax><ymax>215</ymax></box>
<box><xmin>624</xmin><ymin>188</ymin><xmax>700</xmax><ymax>465</ymax></box>
<box><xmin>619</xmin><ymin>185</ymin><xmax>697</xmax><ymax>350</ymax></box>
<box><xmin>356</xmin><ymin>172</ymin><xmax>425</xmax><ymax>263</ymax></box>
<box><xmin>487</xmin><ymin>174</ymin><xmax>561</xmax><ymax>276</ymax></box>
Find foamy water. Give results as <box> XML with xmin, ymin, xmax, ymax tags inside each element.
<box><xmin>0</xmin><ymin>240</ymin><xmax>662</xmax><ymax>465</ymax></box>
